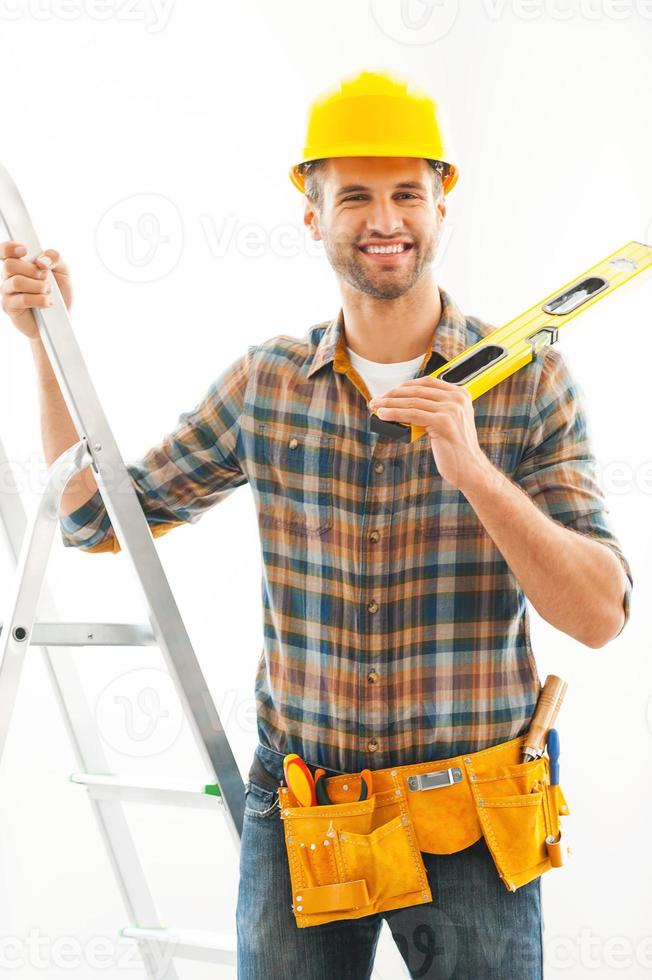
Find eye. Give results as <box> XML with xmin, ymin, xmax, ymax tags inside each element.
<box><xmin>396</xmin><ymin>193</ymin><xmax>419</xmax><ymax>200</ymax></box>
<box><xmin>341</xmin><ymin>195</ymin><xmax>367</xmax><ymax>202</ymax></box>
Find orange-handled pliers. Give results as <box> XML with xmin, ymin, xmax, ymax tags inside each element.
<box><xmin>314</xmin><ymin>767</ymin><xmax>373</xmax><ymax>805</ymax></box>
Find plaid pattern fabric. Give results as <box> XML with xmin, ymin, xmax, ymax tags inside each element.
<box><xmin>59</xmin><ymin>288</ymin><xmax>633</xmax><ymax>772</ymax></box>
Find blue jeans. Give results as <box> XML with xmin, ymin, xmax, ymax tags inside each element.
<box><xmin>236</xmin><ymin>743</ymin><xmax>544</xmax><ymax>979</ymax></box>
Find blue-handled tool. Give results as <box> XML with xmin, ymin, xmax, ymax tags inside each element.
<box><xmin>546</xmin><ymin>728</ymin><xmax>560</xmax><ymax>785</ymax></box>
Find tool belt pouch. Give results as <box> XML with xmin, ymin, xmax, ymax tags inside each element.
<box><xmin>468</xmin><ymin>752</ymin><xmax>572</xmax><ymax>892</ymax></box>
<box><xmin>278</xmin><ymin>775</ymin><xmax>431</xmax><ymax>929</ymax></box>
<box><xmin>278</xmin><ymin>737</ymin><xmax>571</xmax><ymax>927</ymax></box>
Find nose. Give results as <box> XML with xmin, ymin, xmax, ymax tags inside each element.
<box><xmin>364</xmin><ymin>196</ymin><xmax>404</xmax><ymax>237</ymax></box>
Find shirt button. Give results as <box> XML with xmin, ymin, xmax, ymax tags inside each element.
<box><xmin>368</xmin><ymin>738</ymin><xmax>379</xmax><ymax>752</ymax></box>
<box><xmin>367</xmin><ymin>669</ymin><xmax>379</xmax><ymax>684</ymax></box>
<box><xmin>289</xmin><ymin>438</ymin><xmax>299</xmax><ymax>449</ymax></box>
<box><xmin>369</xmin><ymin>530</ymin><xmax>380</xmax><ymax>543</ymax></box>
<box><xmin>373</xmin><ymin>462</ymin><xmax>385</xmax><ymax>474</ymax></box>
<box><xmin>367</xmin><ymin>600</ymin><xmax>378</xmax><ymax>613</ymax></box>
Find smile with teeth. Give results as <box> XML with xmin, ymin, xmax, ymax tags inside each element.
<box><xmin>359</xmin><ymin>243</ymin><xmax>412</xmax><ymax>255</ymax></box>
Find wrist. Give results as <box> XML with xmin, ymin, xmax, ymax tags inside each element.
<box><xmin>29</xmin><ymin>333</ymin><xmax>45</xmax><ymax>353</ymax></box>
<box><xmin>458</xmin><ymin>451</ymin><xmax>503</xmax><ymax>499</ymax></box>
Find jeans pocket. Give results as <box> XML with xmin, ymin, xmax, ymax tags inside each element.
<box><xmin>244</xmin><ymin>780</ymin><xmax>280</xmax><ymax>820</ymax></box>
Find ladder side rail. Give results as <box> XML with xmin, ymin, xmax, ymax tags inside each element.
<box><xmin>0</xmin><ymin>162</ymin><xmax>245</xmax><ymax>841</ymax></box>
<box><xmin>0</xmin><ymin>441</ymin><xmax>88</xmax><ymax>756</ymax></box>
<box><xmin>0</xmin><ymin>435</ymin><xmax>181</xmax><ymax>980</ymax></box>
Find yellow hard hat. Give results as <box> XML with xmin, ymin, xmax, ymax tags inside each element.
<box><xmin>289</xmin><ymin>69</ymin><xmax>458</xmax><ymax>196</ymax></box>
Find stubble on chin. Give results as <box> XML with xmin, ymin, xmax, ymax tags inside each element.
<box><xmin>326</xmin><ymin>237</ymin><xmax>438</xmax><ymax>300</ymax></box>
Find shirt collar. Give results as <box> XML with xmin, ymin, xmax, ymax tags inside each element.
<box><xmin>306</xmin><ymin>286</ymin><xmax>470</xmax><ymax>379</ymax></box>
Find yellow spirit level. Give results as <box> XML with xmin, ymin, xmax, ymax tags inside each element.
<box><xmin>370</xmin><ymin>241</ymin><xmax>652</xmax><ymax>443</ymax></box>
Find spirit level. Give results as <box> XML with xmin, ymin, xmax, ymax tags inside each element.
<box><xmin>370</xmin><ymin>241</ymin><xmax>652</xmax><ymax>443</ymax></box>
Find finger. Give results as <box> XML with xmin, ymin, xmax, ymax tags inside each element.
<box><xmin>374</xmin><ymin>386</ymin><xmax>450</xmax><ymax>401</ymax></box>
<box><xmin>1</xmin><ymin>257</ymin><xmax>49</xmax><ymax>282</ymax></box>
<box><xmin>0</xmin><ymin>241</ymin><xmax>28</xmax><ymax>261</ymax></box>
<box><xmin>2</xmin><ymin>273</ymin><xmax>51</xmax><ymax>296</ymax></box>
<box><xmin>375</xmin><ymin>398</ymin><xmax>444</xmax><ymax>415</ymax></box>
<box><xmin>402</xmin><ymin>375</ymin><xmax>461</xmax><ymax>391</ymax></box>
<box><xmin>35</xmin><ymin>248</ymin><xmax>70</xmax><ymax>277</ymax></box>
<box><xmin>2</xmin><ymin>291</ymin><xmax>52</xmax><ymax>313</ymax></box>
<box><xmin>371</xmin><ymin>383</ymin><xmax>469</xmax><ymax>406</ymax></box>
<box><xmin>370</xmin><ymin>390</ymin><xmax>450</xmax><ymax>410</ymax></box>
<box><xmin>374</xmin><ymin>406</ymin><xmax>439</xmax><ymax>428</ymax></box>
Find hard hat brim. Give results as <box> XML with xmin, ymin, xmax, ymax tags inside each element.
<box><xmin>289</xmin><ymin>157</ymin><xmax>458</xmax><ymax>195</ymax></box>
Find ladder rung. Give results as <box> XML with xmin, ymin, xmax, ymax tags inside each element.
<box><xmin>0</xmin><ymin>622</ymin><xmax>156</xmax><ymax>646</ymax></box>
<box><xmin>120</xmin><ymin>926</ymin><xmax>236</xmax><ymax>965</ymax></box>
<box><xmin>71</xmin><ymin>773</ymin><xmax>223</xmax><ymax>810</ymax></box>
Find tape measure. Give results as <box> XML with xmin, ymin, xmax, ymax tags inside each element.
<box><xmin>370</xmin><ymin>241</ymin><xmax>652</xmax><ymax>443</ymax></box>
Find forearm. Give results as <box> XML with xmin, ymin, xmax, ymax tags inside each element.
<box><xmin>459</xmin><ymin>456</ymin><xmax>628</xmax><ymax>648</ymax></box>
<box><xmin>30</xmin><ymin>335</ymin><xmax>99</xmax><ymax>518</ymax></box>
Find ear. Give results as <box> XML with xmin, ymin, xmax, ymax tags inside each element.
<box><xmin>436</xmin><ymin>195</ymin><xmax>446</xmax><ymax>222</ymax></box>
<box><xmin>303</xmin><ymin>198</ymin><xmax>323</xmax><ymax>242</ymax></box>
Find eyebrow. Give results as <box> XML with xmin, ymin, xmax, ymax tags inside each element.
<box><xmin>335</xmin><ymin>180</ymin><xmax>427</xmax><ymax>199</ymax></box>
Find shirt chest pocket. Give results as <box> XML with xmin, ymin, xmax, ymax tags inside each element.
<box><xmin>255</xmin><ymin>423</ymin><xmax>335</xmax><ymax>537</ymax></box>
<box><xmin>415</xmin><ymin>426</ymin><xmax>509</xmax><ymax>538</ymax></box>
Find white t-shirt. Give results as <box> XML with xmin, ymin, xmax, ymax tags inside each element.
<box><xmin>346</xmin><ymin>346</ymin><xmax>426</xmax><ymax>399</ymax></box>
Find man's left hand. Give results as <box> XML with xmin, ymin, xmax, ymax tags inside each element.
<box><xmin>368</xmin><ymin>376</ymin><xmax>491</xmax><ymax>491</ymax></box>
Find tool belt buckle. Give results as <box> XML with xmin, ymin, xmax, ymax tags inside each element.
<box><xmin>407</xmin><ymin>766</ymin><xmax>463</xmax><ymax>792</ymax></box>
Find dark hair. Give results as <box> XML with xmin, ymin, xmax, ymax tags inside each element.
<box><xmin>297</xmin><ymin>158</ymin><xmax>446</xmax><ymax>211</ymax></box>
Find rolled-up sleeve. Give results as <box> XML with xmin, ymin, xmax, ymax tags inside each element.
<box><xmin>59</xmin><ymin>345</ymin><xmax>257</xmax><ymax>555</ymax></box>
<box><xmin>514</xmin><ymin>346</ymin><xmax>633</xmax><ymax>633</ymax></box>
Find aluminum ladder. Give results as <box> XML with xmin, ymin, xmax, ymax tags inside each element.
<box><xmin>0</xmin><ymin>161</ymin><xmax>243</xmax><ymax>975</ymax></box>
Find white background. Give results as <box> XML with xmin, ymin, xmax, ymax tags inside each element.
<box><xmin>0</xmin><ymin>1</ymin><xmax>651</xmax><ymax>977</ymax></box>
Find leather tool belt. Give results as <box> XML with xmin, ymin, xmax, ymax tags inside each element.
<box><xmin>277</xmin><ymin>732</ymin><xmax>570</xmax><ymax>928</ymax></box>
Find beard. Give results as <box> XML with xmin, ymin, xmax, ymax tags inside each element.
<box><xmin>321</xmin><ymin>227</ymin><xmax>440</xmax><ymax>300</ymax></box>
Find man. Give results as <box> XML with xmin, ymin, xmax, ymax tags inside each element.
<box><xmin>1</xmin><ymin>69</ymin><xmax>632</xmax><ymax>978</ymax></box>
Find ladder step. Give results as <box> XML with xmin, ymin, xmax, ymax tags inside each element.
<box><xmin>71</xmin><ymin>773</ymin><xmax>224</xmax><ymax>810</ymax></box>
<box><xmin>120</xmin><ymin>926</ymin><xmax>236</xmax><ymax>965</ymax></box>
<box><xmin>0</xmin><ymin>621</ymin><xmax>156</xmax><ymax>646</ymax></box>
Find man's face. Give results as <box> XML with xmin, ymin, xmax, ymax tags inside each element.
<box><xmin>304</xmin><ymin>156</ymin><xmax>446</xmax><ymax>300</ymax></box>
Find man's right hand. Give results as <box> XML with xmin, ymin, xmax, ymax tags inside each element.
<box><xmin>0</xmin><ymin>241</ymin><xmax>72</xmax><ymax>341</ymax></box>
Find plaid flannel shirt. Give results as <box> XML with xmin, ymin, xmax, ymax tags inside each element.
<box><xmin>59</xmin><ymin>287</ymin><xmax>633</xmax><ymax>772</ymax></box>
